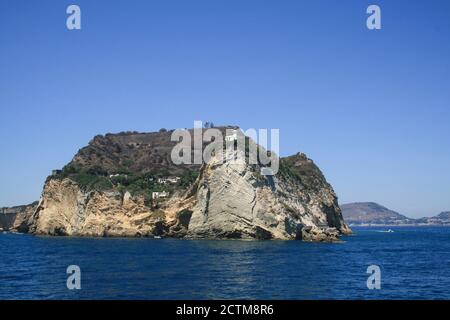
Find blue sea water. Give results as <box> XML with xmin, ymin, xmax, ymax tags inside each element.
<box><xmin>0</xmin><ymin>227</ymin><xmax>449</xmax><ymax>300</ymax></box>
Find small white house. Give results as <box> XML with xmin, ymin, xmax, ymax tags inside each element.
<box><xmin>157</xmin><ymin>178</ymin><xmax>166</xmax><ymax>184</ymax></box>
<box><xmin>152</xmin><ymin>191</ymin><xmax>170</xmax><ymax>200</ymax></box>
<box><xmin>109</xmin><ymin>174</ymin><xmax>127</xmax><ymax>179</ymax></box>
<box><xmin>225</xmin><ymin>130</ymin><xmax>238</xmax><ymax>142</ymax></box>
<box><xmin>167</xmin><ymin>176</ymin><xmax>181</xmax><ymax>184</ymax></box>
<box><xmin>157</xmin><ymin>177</ymin><xmax>181</xmax><ymax>184</ymax></box>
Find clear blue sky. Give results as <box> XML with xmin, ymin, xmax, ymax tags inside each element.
<box><xmin>1</xmin><ymin>0</ymin><xmax>449</xmax><ymax>217</ymax></box>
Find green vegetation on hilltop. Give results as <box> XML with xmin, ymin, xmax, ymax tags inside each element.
<box><xmin>278</xmin><ymin>161</ymin><xmax>302</xmax><ymax>182</ymax></box>
<box><xmin>52</xmin><ymin>163</ymin><xmax>199</xmax><ymax>205</ymax></box>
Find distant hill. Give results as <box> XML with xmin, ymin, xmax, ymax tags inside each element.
<box><xmin>415</xmin><ymin>211</ymin><xmax>450</xmax><ymax>226</ymax></box>
<box><xmin>341</xmin><ymin>202</ymin><xmax>450</xmax><ymax>226</ymax></box>
<box><xmin>436</xmin><ymin>211</ymin><xmax>450</xmax><ymax>219</ymax></box>
<box><xmin>341</xmin><ymin>202</ymin><xmax>414</xmax><ymax>226</ymax></box>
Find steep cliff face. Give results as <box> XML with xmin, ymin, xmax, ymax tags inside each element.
<box><xmin>28</xmin><ymin>151</ymin><xmax>350</xmax><ymax>241</ymax></box>
<box><xmin>28</xmin><ymin>178</ymin><xmax>177</xmax><ymax>237</ymax></box>
<box><xmin>17</xmin><ymin>129</ymin><xmax>350</xmax><ymax>241</ymax></box>
<box><xmin>0</xmin><ymin>210</ymin><xmax>16</xmax><ymax>231</ymax></box>
<box><xmin>186</xmin><ymin>151</ymin><xmax>350</xmax><ymax>241</ymax></box>
<box><xmin>0</xmin><ymin>202</ymin><xmax>38</xmax><ymax>232</ymax></box>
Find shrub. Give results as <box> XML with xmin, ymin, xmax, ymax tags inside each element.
<box><xmin>61</xmin><ymin>163</ymin><xmax>80</xmax><ymax>177</ymax></box>
<box><xmin>70</xmin><ymin>172</ymin><xmax>113</xmax><ymax>191</ymax></box>
<box><xmin>86</xmin><ymin>165</ymin><xmax>108</xmax><ymax>176</ymax></box>
<box><xmin>180</xmin><ymin>170</ymin><xmax>199</xmax><ymax>187</ymax></box>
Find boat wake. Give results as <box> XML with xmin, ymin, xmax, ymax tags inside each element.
<box><xmin>375</xmin><ymin>229</ymin><xmax>395</xmax><ymax>233</ymax></box>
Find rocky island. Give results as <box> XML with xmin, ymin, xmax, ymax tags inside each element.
<box><xmin>1</xmin><ymin>127</ymin><xmax>351</xmax><ymax>241</ymax></box>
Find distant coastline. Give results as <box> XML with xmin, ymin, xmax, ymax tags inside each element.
<box><xmin>341</xmin><ymin>202</ymin><xmax>450</xmax><ymax>227</ymax></box>
<box><xmin>349</xmin><ymin>223</ymin><xmax>450</xmax><ymax>227</ymax></box>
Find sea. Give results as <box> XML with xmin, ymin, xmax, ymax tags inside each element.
<box><xmin>0</xmin><ymin>227</ymin><xmax>449</xmax><ymax>300</ymax></box>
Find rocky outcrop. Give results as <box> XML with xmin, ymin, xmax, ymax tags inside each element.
<box><xmin>28</xmin><ymin>178</ymin><xmax>174</xmax><ymax>237</ymax></box>
<box><xmin>27</xmin><ymin>151</ymin><xmax>350</xmax><ymax>241</ymax></box>
<box><xmin>10</xmin><ymin>129</ymin><xmax>351</xmax><ymax>242</ymax></box>
<box><xmin>0</xmin><ymin>202</ymin><xmax>38</xmax><ymax>232</ymax></box>
<box><xmin>185</xmin><ymin>151</ymin><xmax>350</xmax><ymax>241</ymax></box>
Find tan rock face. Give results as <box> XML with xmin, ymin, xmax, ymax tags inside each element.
<box><xmin>27</xmin><ymin>150</ymin><xmax>350</xmax><ymax>242</ymax></box>
<box><xmin>29</xmin><ymin>179</ymin><xmax>168</xmax><ymax>237</ymax></box>
<box><xmin>185</xmin><ymin>151</ymin><xmax>351</xmax><ymax>241</ymax></box>
<box><xmin>0</xmin><ymin>202</ymin><xmax>37</xmax><ymax>232</ymax></box>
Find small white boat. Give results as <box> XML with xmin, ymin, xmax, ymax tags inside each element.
<box><xmin>154</xmin><ymin>236</ymin><xmax>162</xmax><ymax>239</ymax></box>
<box><xmin>376</xmin><ymin>229</ymin><xmax>395</xmax><ymax>233</ymax></box>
